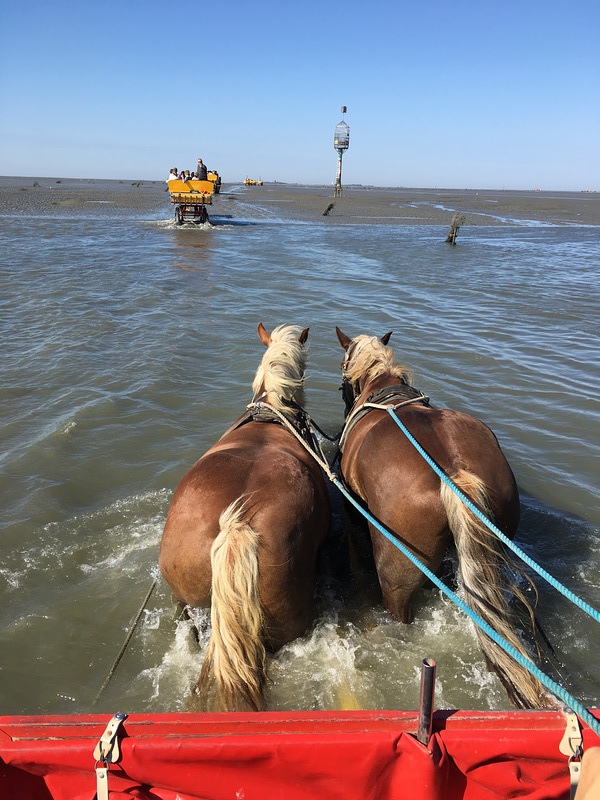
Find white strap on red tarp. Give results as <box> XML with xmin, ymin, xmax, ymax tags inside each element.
<box><xmin>94</xmin><ymin>712</ymin><xmax>127</xmax><ymax>800</ymax></box>
<box><xmin>560</xmin><ymin>707</ymin><xmax>583</xmax><ymax>800</ymax></box>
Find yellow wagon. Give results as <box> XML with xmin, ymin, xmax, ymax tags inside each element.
<box><xmin>167</xmin><ymin>178</ymin><xmax>215</xmax><ymax>224</ymax></box>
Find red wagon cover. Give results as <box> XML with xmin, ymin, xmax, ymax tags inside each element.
<box><xmin>1</xmin><ymin>709</ymin><xmax>598</xmax><ymax>799</ymax></box>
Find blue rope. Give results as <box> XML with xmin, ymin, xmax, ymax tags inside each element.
<box><xmin>386</xmin><ymin>407</ymin><xmax>600</xmax><ymax>625</ymax></box>
<box><xmin>330</xmin><ymin>473</ymin><xmax>600</xmax><ymax>736</ymax></box>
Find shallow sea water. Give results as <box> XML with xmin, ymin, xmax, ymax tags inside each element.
<box><xmin>0</xmin><ymin>179</ymin><xmax>598</xmax><ymax>716</ymax></box>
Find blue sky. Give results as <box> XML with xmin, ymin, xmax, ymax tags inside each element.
<box><xmin>0</xmin><ymin>0</ymin><xmax>598</xmax><ymax>189</ymax></box>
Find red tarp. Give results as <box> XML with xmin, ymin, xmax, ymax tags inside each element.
<box><xmin>1</xmin><ymin>709</ymin><xmax>598</xmax><ymax>800</ymax></box>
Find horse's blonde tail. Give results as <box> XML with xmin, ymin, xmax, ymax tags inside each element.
<box><xmin>198</xmin><ymin>500</ymin><xmax>266</xmax><ymax>711</ymax></box>
<box><xmin>441</xmin><ymin>469</ymin><xmax>553</xmax><ymax>709</ymax></box>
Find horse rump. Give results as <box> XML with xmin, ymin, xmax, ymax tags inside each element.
<box><xmin>441</xmin><ymin>469</ymin><xmax>554</xmax><ymax>709</ymax></box>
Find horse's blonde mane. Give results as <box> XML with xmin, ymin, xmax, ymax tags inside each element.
<box><xmin>252</xmin><ymin>325</ymin><xmax>307</xmax><ymax>410</ymax></box>
<box><xmin>345</xmin><ymin>335</ymin><xmax>412</xmax><ymax>388</ymax></box>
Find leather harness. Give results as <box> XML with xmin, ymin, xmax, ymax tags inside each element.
<box><xmin>219</xmin><ymin>395</ymin><xmax>319</xmax><ymax>452</ymax></box>
<box><xmin>338</xmin><ymin>382</ymin><xmax>430</xmax><ymax>453</ymax></box>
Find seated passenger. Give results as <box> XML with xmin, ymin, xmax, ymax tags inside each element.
<box><xmin>167</xmin><ymin>168</ymin><xmax>178</xmax><ymax>182</ymax></box>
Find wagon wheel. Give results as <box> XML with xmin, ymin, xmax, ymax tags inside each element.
<box><xmin>175</xmin><ymin>207</ymin><xmax>183</xmax><ymax>225</ymax></box>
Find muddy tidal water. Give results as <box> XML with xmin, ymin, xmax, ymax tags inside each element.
<box><xmin>0</xmin><ymin>178</ymin><xmax>598</xmax><ymax>716</ymax></box>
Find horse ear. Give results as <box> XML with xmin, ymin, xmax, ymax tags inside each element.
<box><xmin>257</xmin><ymin>322</ymin><xmax>271</xmax><ymax>347</ymax></box>
<box><xmin>336</xmin><ymin>327</ymin><xmax>352</xmax><ymax>350</ymax></box>
<box><xmin>298</xmin><ymin>327</ymin><xmax>309</xmax><ymax>345</ymax></box>
<box><xmin>380</xmin><ymin>331</ymin><xmax>393</xmax><ymax>346</ymax></box>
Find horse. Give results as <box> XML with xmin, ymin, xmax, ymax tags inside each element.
<box><xmin>159</xmin><ymin>324</ymin><xmax>331</xmax><ymax>711</ymax></box>
<box><xmin>335</xmin><ymin>326</ymin><xmax>552</xmax><ymax>709</ymax></box>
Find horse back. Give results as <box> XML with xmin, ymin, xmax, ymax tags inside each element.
<box><xmin>341</xmin><ymin>404</ymin><xmax>519</xmax><ymax>532</ymax></box>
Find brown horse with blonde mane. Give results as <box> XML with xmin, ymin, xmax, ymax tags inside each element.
<box><xmin>160</xmin><ymin>324</ymin><xmax>331</xmax><ymax>711</ymax></box>
<box><xmin>335</xmin><ymin>326</ymin><xmax>552</xmax><ymax>709</ymax></box>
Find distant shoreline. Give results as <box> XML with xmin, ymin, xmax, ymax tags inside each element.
<box><xmin>0</xmin><ymin>176</ymin><xmax>597</xmax><ymax>227</ymax></box>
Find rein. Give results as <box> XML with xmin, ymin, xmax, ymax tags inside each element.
<box><xmin>264</xmin><ymin>385</ymin><xmax>600</xmax><ymax>736</ymax></box>
<box><xmin>329</xmin><ymin>458</ymin><xmax>600</xmax><ymax>736</ymax></box>
<box><xmin>385</xmin><ymin>407</ymin><xmax>600</xmax><ymax>626</ymax></box>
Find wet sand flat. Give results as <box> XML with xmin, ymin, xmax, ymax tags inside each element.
<box><xmin>232</xmin><ymin>183</ymin><xmax>600</xmax><ymax>227</ymax></box>
<box><xmin>0</xmin><ymin>177</ymin><xmax>169</xmax><ymax>217</ymax></box>
<box><xmin>0</xmin><ymin>176</ymin><xmax>598</xmax><ymax>227</ymax></box>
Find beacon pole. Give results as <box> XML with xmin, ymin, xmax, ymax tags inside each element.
<box><xmin>333</xmin><ymin>106</ymin><xmax>350</xmax><ymax>198</ymax></box>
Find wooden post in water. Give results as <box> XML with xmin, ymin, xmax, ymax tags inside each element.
<box><xmin>446</xmin><ymin>213</ymin><xmax>465</xmax><ymax>245</ymax></box>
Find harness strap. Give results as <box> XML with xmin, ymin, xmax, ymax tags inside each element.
<box><xmin>247</xmin><ymin>399</ymin><xmax>318</xmax><ymax>450</ymax></box>
<box><xmin>95</xmin><ymin>765</ymin><xmax>109</xmax><ymax>800</ymax></box>
<box><xmin>366</xmin><ymin>384</ymin><xmax>429</xmax><ymax>407</ymax></box>
<box><xmin>338</xmin><ymin>385</ymin><xmax>429</xmax><ymax>453</ymax></box>
<box><xmin>217</xmin><ymin>396</ymin><xmax>320</xmax><ymax>452</ymax></box>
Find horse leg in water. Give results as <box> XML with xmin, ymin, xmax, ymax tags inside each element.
<box><xmin>366</xmin><ymin>490</ymin><xmax>449</xmax><ymax>624</ymax></box>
